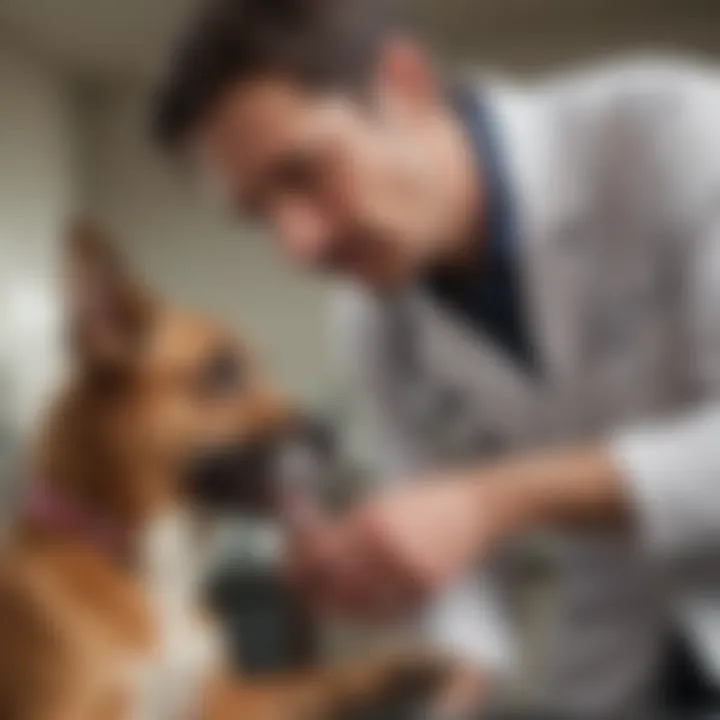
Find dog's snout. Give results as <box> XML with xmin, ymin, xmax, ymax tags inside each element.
<box><xmin>186</xmin><ymin>415</ymin><xmax>336</xmax><ymax>515</ymax></box>
<box><xmin>186</xmin><ymin>442</ymin><xmax>276</xmax><ymax>512</ymax></box>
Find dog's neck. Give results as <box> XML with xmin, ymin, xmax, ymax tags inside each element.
<box><xmin>24</xmin><ymin>483</ymin><xmax>131</xmax><ymax>562</ymax></box>
<box><xmin>23</xmin><ymin>482</ymin><xmax>209</xmax><ymax>620</ymax></box>
<box><xmin>37</xmin><ymin>383</ymin><xmax>135</xmax><ymax>522</ymax></box>
<box><xmin>30</xmin><ymin>386</ymin><xmax>209</xmax><ymax>600</ymax></box>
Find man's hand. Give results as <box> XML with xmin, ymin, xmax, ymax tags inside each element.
<box><xmin>284</xmin><ymin>471</ymin><xmax>504</xmax><ymax>620</ymax></box>
<box><xmin>285</xmin><ymin>445</ymin><xmax>627</xmax><ymax>621</ymax></box>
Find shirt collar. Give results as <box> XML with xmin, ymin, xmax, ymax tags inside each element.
<box><xmin>450</xmin><ymin>83</ymin><xmax>514</xmax><ymax>261</ymax></box>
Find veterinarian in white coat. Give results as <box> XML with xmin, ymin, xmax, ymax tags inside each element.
<box><xmin>151</xmin><ymin>5</ymin><xmax>720</xmax><ymax>714</ymax></box>
<box><xmin>324</xmin><ymin>59</ymin><xmax>720</xmax><ymax>717</ymax></box>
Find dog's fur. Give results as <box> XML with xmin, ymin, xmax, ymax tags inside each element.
<box><xmin>0</xmin><ymin>222</ymin><xmax>444</xmax><ymax>720</ymax></box>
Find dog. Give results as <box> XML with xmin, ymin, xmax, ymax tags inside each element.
<box><xmin>0</xmin><ymin>221</ymin><xmax>447</xmax><ymax>720</ymax></box>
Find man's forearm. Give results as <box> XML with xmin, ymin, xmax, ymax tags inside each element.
<box><xmin>473</xmin><ymin>445</ymin><xmax>632</xmax><ymax>542</ymax></box>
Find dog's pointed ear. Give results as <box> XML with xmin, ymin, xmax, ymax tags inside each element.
<box><xmin>65</xmin><ymin>218</ymin><xmax>154</xmax><ymax>371</ymax></box>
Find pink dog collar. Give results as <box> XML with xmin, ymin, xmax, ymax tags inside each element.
<box><xmin>25</xmin><ymin>486</ymin><xmax>128</xmax><ymax>561</ymax></box>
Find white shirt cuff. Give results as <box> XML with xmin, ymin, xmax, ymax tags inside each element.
<box><xmin>611</xmin><ymin>408</ymin><xmax>720</xmax><ymax>556</ymax></box>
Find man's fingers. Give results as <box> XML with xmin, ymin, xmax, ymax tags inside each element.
<box><xmin>284</xmin><ymin>504</ymin><xmax>435</xmax><ymax>621</ymax></box>
<box><xmin>283</xmin><ymin>518</ymin><xmax>379</xmax><ymax>617</ymax></box>
<box><xmin>315</xmin><ymin>516</ymin><xmax>426</xmax><ymax>621</ymax></box>
<box><xmin>357</xmin><ymin>517</ymin><xmax>431</xmax><ymax>616</ymax></box>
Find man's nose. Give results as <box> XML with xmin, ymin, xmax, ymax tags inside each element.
<box><xmin>273</xmin><ymin>202</ymin><xmax>334</xmax><ymax>267</ymax></box>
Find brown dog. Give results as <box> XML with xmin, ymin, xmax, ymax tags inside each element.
<box><xmin>0</xmin><ymin>222</ymin><xmax>445</xmax><ymax>720</ymax></box>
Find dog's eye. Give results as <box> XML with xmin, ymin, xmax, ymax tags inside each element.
<box><xmin>196</xmin><ymin>349</ymin><xmax>245</xmax><ymax>398</ymax></box>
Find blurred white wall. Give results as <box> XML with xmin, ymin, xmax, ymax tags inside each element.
<box><xmin>0</xmin><ymin>39</ymin><xmax>75</xmax><ymax>436</ymax></box>
<box><xmin>79</xmin><ymin>84</ymin><xmax>334</xmax><ymax>404</ymax></box>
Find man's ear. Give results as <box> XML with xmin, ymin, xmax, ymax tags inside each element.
<box><xmin>65</xmin><ymin>218</ymin><xmax>154</xmax><ymax>371</ymax></box>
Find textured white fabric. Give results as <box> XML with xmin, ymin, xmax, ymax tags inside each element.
<box><xmin>334</xmin><ymin>57</ymin><xmax>720</xmax><ymax>714</ymax></box>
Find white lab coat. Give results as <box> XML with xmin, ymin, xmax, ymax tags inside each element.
<box><xmin>333</xmin><ymin>57</ymin><xmax>720</xmax><ymax>716</ymax></box>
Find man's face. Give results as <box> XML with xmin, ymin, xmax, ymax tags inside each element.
<box><xmin>191</xmin><ymin>67</ymin><xmax>445</xmax><ymax>290</ymax></box>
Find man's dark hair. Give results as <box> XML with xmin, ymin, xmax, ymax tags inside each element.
<box><xmin>153</xmin><ymin>0</ymin><xmax>401</xmax><ymax>151</ymax></box>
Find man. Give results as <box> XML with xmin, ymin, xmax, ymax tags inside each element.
<box><xmin>153</xmin><ymin>0</ymin><xmax>720</xmax><ymax>715</ymax></box>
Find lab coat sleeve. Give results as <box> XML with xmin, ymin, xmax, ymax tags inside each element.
<box><xmin>607</xmin><ymin>61</ymin><xmax>720</xmax><ymax>556</ymax></box>
<box><xmin>612</xmin><ymin>211</ymin><xmax>720</xmax><ymax>556</ymax></box>
<box><xmin>329</xmin><ymin>284</ymin><xmax>516</xmax><ymax>672</ymax></box>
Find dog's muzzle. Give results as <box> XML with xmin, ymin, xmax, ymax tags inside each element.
<box><xmin>185</xmin><ymin>417</ymin><xmax>335</xmax><ymax>515</ymax></box>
